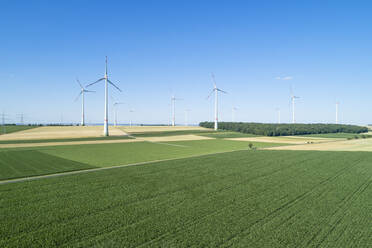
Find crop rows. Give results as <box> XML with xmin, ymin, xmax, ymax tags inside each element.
<box><xmin>1</xmin><ymin>150</ymin><xmax>371</xmax><ymax>247</ymax></box>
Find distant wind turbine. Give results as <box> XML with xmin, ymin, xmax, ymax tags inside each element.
<box><xmin>207</xmin><ymin>73</ymin><xmax>227</xmax><ymax>130</ymax></box>
<box><xmin>113</xmin><ymin>101</ymin><xmax>125</xmax><ymax>127</ymax></box>
<box><xmin>171</xmin><ymin>94</ymin><xmax>182</xmax><ymax>126</ymax></box>
<box><xmin>336</xmin><ymin>102</ymin><xmax>339</xmax><ymax>124</ymax></box>
<box><xmin>86</xmin><ymin>56</ymin><xmax>122</xmax><ymax>136</ymax></box>
<box><xmin>129</xmin><ymin>109</ymin><xmax>134</xmax><ymax>127</ymax></box>
<box><xmin>75</xmin><ymin>78</ymin><xmax>95</xmax><ymax>126</ymax></box>
<box><xmin>290</xmin><ymin>87</ymin><xmax>300</xmax><ymax>124</ymax></box>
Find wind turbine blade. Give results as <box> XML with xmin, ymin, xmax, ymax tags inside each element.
<box><xmin>107</xmin><ymin>79</ymin><xmax>122</xmax><ymax>92</ymax></box>
<box><xmin>86</xmin><ymin>78</ymin><xmax>105</xmax><ymax>88</ymax></box>
<box><xmin>76</xmin><ymin>78</ymin><xmax>83</xmax><ymax>88</ymax></box>
<box><xmin>83</xmin><ymin>90</ymin><xmax>96</xmax><ymax>93</ymax></box>
<box><xmin>211</xmin><ymin>73</ymin><xmax>217</xmax><ymax>88</ymax></box>
<box><xmin>217</xmin><ymin>88</ymin><xmax>227</xmax><ymax>94</ymax></box>
<box><xmin>74</xmin><ymin>91</ymin><xmax>82</xmax><ymax>102</ymax></box>
<box><xmin>206</xmin><ymin>89</ymin><xmax>214</xmax><ymax>99</ymax></box>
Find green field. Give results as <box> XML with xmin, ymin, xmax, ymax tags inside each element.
<box><xmin>0</xmin><ymin>150</ymin><xmax>94</xmax><ymax>180</ymax></box>
<box><xmin>0</xmin><ymin>139</ymin><xmax>282</xmax><ymax>180</ymax></box>
<box><xmin>1</xmin><ymin>150</ymin><xmax>371</xmax><ymax>247</ymax></box>
<box><xmin>0</xmin><ymin>125</ymin><xmax>37</xmax><ymax>135</ymax></box>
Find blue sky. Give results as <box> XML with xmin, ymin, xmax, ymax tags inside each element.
<box><xmin>1</xmin><ymin>0</ymin><xmax>372</xmax><ymax>125</ymax></box>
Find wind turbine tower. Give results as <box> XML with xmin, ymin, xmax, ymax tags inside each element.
<box><xmin>86</xmin><ymin>57</ymin><xmax>122</xmax><ymax>136</ymax></box>
<box><xmin>171</xmin><ymin>95</ymin><xmax>182</xmax><ymax>126</ymax></box>
<box><xmin>113</xmin><ymin>101</ymin><xmax>125</xmax><ymax>127</ymax></box>
<box><xmin>336</xmin><ymin>102</ymin><xmax>339</xmax><ymax>124</ymax></box>
<box><xmin>290</xmin><ymin>90</ymin><xmax>300</xmax><ymax>124</ymax></box>
<box><xmin>129</xmin><ymin>109</ymin><xmax>134</xmax><ymax>127</ymax></box>
<box><xmin>75</xmin><ymin>78</ymin><xmax>95</xmax><ymax>126</ymax></box>
<box><xmin>208</xmin><ymin>74</ymin><xmax>227</xmax><ymax>130</ymax></box>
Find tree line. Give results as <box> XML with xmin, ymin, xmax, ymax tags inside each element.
<box><xmin>199</xmin><ymin>122</ymin><xmax>368</xmax><ymax>136</ymax></box>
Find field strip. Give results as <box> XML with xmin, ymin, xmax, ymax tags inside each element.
<box><xmin>0</xmin><ymin>134</ymin><xmax>211</xmax><ymax>149</ymax></box>
<box><xmin>0</xmin><ymin>148</ymin><xmax>251</xmax><ymax>185</ymax></box>
<box><xmin>0</xmin><ymin>138</ymin><xmax>141</xmax><ymax>148</ymax></box>
<box><xmin>225</xmin><ymin>137</ymin><xmax>339</xmax><ymax>144</ymax></box>
<box><xmin>265</xmin><ymin>138</ymin><xmax>372</xmax><ymax>151</ymax></box>
<box><xmin>0</xmin><ymin>126</ymin><xmax>128</xmax><ymax>141</ymax></box>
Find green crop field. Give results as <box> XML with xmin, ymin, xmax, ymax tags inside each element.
<box><xmin>0</xmin><ymin>139</ymin><xmax>283</xmax><ymax>180</ymax></box>
<box><xmin>1</xmin><ymin>150</ymin><xmax>371</xmax><ymax>247</ymax></box>
<box><xmin>0</xmin><ymin>125</ymin><xmax>37</xmax><ymax>135</ymax></box>
<box><xmin>0</xmin><ymin>150</ymin><xmax>94</xmax><ymax>180</ymax></box>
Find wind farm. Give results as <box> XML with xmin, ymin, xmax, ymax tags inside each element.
<box><xmin>2</xmin><ymin>1</ymin><xmax>372</xmax><ymax>248</ymax></box>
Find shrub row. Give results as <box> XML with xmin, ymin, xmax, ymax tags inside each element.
<box><xmin>199</xmin><ymin>122</ymin><xmax>368</xmax><ymax>136</ymax></box>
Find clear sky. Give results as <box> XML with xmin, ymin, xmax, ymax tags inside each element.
<box><xmin>1</xmin><ymin>0</ymin><xmax>372</xmax><ymax>125</ymax></box>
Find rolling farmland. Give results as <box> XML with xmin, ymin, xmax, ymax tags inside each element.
<box><xmin>0</xmin><ymin>126</ymin><xmax>371</xmax><ymax>247</ymax></box>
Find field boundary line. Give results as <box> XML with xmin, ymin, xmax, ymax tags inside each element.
<box><xmin>0</xmin><ymin>148</ymin><xmax>254</xmax><ymax>185</ymax></box>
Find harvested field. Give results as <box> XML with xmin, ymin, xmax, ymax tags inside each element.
<box><xmin>225</xmin><ymin>136</ymin><xmax>338</xmax><ymax>144</ymax></box>
<box><xmin>139</xmin><ymin>134</ymin><xmax>213</xmax><ymax>142</ymax></box>
<box><xmin>0</xmin><ymin>134</ymin><xmax>212</xmax><ymax>149</ymax></box>
<box><xmin>120</xmin><ymin>126</ymin><xmax>208</xmax><ymax>133</ymax></box>
<box><xmin>0</xmin><ymin>126</ymin><xmax>127</xmax><ymax>141</ymax></box>
<box><xmin>267</xmin><ymin>137</ymin><xmax>372</xmax><ymax>151</ymax></box>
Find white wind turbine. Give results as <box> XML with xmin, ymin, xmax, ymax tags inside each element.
<box><xmin>290</xmin><ymin>87</ymin><xmax>300</xmax><ymax>124</ymax></box>
<box><xmin>86</xmin><ymin>56</ymin><xmax>122</xmax><ymax>136</ymax></box>
<box><xmin>335</xmin><ymin>102</ymin><xmax>339</xmax><ymax>124</ymax></box>
<box><xmin>113</xmin><ymin>101</ymin><xmax>125</xmax><ymax>127</ymax></box>
<box><xmin>75</xmin><ymin>78</ymin><xmax>95</xmax><ymax>126</ymax></box>
<box><xmin>129</xmin><ymin>109</ymin><xmax>134</xmax><ymax>127</ymax></box>
<box><xmin>171</xmin><ymin>94</ymin><xmax>182</xmax><ymax>126</ymax></box>
<box><xmin>207</xmin><ymin>73</ymin><xmax>227</xmax><ymax>130</ymax></box>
